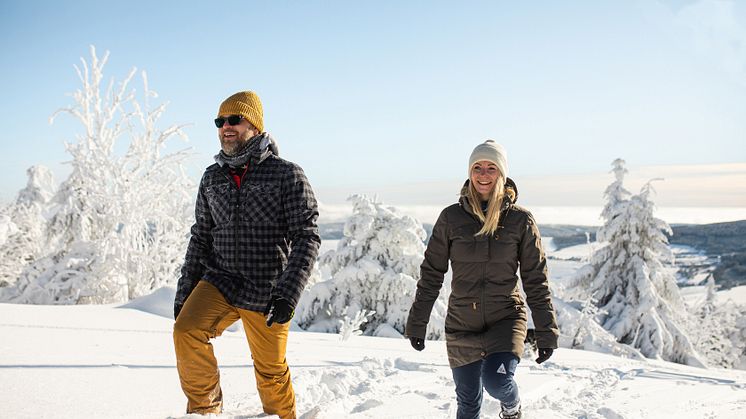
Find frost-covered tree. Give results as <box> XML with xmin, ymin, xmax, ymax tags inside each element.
<box><xmin>2</xmin><ymin>46</ymin><xmax>193</xmax><ymax>304</ymax></box>
<box><xmin>339</xmin><ymin>309</ymin><xmax>374</xmax><ymax>341</ymax></box>
<box><xmin>734</xmin><ymin>311</ymin><xmax>746</xmax><ymax>369</ymax></box>
<box><xmin>570</xmin><ymin>159</ymin><xmax>630</xmax><ymax>295</ymax></box>
<box><xmin>0</xmin><ymin>166</ymin><xmax>54</xmax><ymax>288</ymax></box>
<box><xmin>0</xmin><ymin>216</ymin><xmax>18</xmax><ymax>247</ymax></box>
<box><xmin>690</xmin><ymin>277</ymin><xmax>746</xmax><ymax>369</ymax></box>
<box><xmin>16</xmin><ymin>165</ymin><xmax>56</xmax><ymax>206</ymax></box>
<box><xmin>552</xmin><ymin>297</ymin><xmax>644</xmax><ymax>359</ymax></box>
<box><xmin>570</xmin><ymin>159</ymin><xmax>704</xmax><ymax>366</ymax></box>
<box><xmin>571</xmin><ymin>297</ymin><xmax>603</xmax><ymax>348</ymax></box>
<box><xmin>602</xmin><ymin>158</ymin><xmax>631</xmax><ymax>222</ymax></box>
<box><xmin>295</xmin><ymin>195</ymin><xmax>447</xmax><ymax>338</ymax></box>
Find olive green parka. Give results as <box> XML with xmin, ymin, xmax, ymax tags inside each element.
<box><xmin>405</xmin><ymin>179</ymin><xmax>559</xmax><ymax>368</ymax></box>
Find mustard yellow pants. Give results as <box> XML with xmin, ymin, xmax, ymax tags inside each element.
<box><xmin>173</xmin><ymin>280</ymin><xmax>295</xmax><ymax>418</ymax></box>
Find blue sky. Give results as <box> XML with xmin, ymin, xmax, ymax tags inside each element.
<box><xmin>1</xmin><ymin>0</ymin><xmax>745</xmax><ymax>214</ymax></box>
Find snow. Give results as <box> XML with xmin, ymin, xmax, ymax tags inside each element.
<box><xmin>317</xmin><ymin>204</ymin><xmax>746</xmax><ymax>227</ymax></box>
<box><xmin>548</xmin><ymin>240</ymin><xmax>597</xmax><ymax>262</ymax></box>
<box><xmin>0</xmin><ymin>49</ymin><xmax>193</xmax><ymax>305</ymax></box>
<box><xmin>296</xmin><ymin>195</ymin><xmax>443</xmax><ymax>339</ymax></box>
<box><xmin>0</xmin><ymin>214</ymin><xmax>18</xmax><ymax>246</ymax></box>
<box><xmin>719</xmin><ymin>286</ymin><xmax>746</xmax><ymax>305</ymax></box>
<box><xmin>1</xmin><ymin>45</ymin><xmax>744</xmax><ymax>419</ymax></box>
<box><xmin>565</xmin><ymin>163</ymin><xmax>704</xmax><ymax>366</ymax></box>
<box><xmin>1</xmin><ymin>219</ymin><xmax>744</xmax><ymax>418</ymax></box>
<box><xmin>2</xmin><ymin>297</ymin><xmax>745</xmax><ymax>419</ymax></box>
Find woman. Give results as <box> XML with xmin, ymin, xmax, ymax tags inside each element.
<box><xmin>406</xmin><ymin>140</ymin><xmax>559</xmax><ymax>419</ymax></box>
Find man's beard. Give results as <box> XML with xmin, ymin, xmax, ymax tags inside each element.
<box><xmin>220</xmin><ymin>130</ymin><xmax>252</xmax><ymax>156</ymax></box>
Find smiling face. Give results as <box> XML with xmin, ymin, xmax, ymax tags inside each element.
<box><xmin>218</xmin><ymin>115</ymin><xmax>259</xmax><ymax>156</ymax></box>
<box><xmin>470</xmin><ymin>160</ymin><xmax>501</xmax><ymax>201</ymax></box>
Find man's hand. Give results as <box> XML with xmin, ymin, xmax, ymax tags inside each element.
<box><xmin>174</xmin><ymin>303</ymin><xmax>183</xmax><ymax>320</ymax></box>
<box><xmin>263</xmin><ymin>296</ymin><xmax>294</xmax><ymax>327</ymax></box>
<box><xmin>536</xmin><ymin>348</ymin><xmax>553</xmax><ymax>364</ymax></box>
<box><xmin>409</xmin><ymin>337</ymin><xmax>425</xmax><ymax>351</ymax></box>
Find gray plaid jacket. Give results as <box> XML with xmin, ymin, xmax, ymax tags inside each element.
<box><xmin>175</xmin><ymin>136</ymin><xmax>320</xmax><ymax>311</ymax></box>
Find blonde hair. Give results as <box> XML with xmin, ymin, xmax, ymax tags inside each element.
<box><xmin>465</xmin><ymin>170</ymin><xmax>505</xmax><ymax>236</ymax></box>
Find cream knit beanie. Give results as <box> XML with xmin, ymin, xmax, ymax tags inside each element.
<box><xmin>468</xmin><ymin>140</ymin><xmax>508</xmax><ymax>178</ymax></box>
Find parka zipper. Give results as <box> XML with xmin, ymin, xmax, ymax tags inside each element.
<box><xmin>472</xmin><ymin>262</ymin><xmax>487</xmax><ymax>358</ymax></box>
<box><xmin>234</xmin><ymin>161</ymin><xmax>255</xmax><ymax>270</ymax></box>
<box><xmin>461</xmin><ymin>194</ymin><xmax>512</xmax><ymax>357</ymax></box>
<box><xmin>221</xmin><ymin>166</ymin><xmax>247</xmax><ymax>271</ymax></box>
<box><xmin>233</xmin><ymin>184</ymin><xmax>240</xmax><ymax>268</ymax></box>
<box><xmin>482</xmin><ymin>249</ymin><xmax>487</xmax><ymax>321</ymax></box>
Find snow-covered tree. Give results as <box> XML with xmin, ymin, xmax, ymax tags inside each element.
<box><xmin>0</xmin><ymin>216</ymin><xmax>18</xmax><ymax>247</ymax></box>
<box><xmin>552</xmin><ymin>297</ymin><xmax>644</xmax><ymax>359</ymax></box>
<box><xmin>734</xmin><ymin>311</ymin><xmax>746</xmax><ymax>369</ymax></box>
<box><xmin>339</xmin><ymin>309</ymin><xmax>374</xmax><ymax>341</ymax></box>
<box><xmin>2</xmin><ymin>46</ymin><xmax>193</xmax><ymax>304</ymax></box>
<box><xmin>295</xmin><ymin>195</ymin><xmax>447</xmax><ymax>338</ymax></box>
<box><xmin>602</xmin><ymin>158</ymin><xmax>631</xmax><ymax>222</ymax></box>
<box><xmin>0</xmin><ymin>166</ymin><xmax>54</xmax><ymax>288</ymax></box>
<box><xmin>690</xmin><ymin>277</ymin><xmax>746</xmax><ymax>369</ymax></box>
<box><xmin>571</xmin><ymin>297</ymin><xmax>603</xmax><ymax>348</ymax></box>
<box><xmin>570</xmin><ymin>159</ymin><xmax>704</xmax><ymax>366</ymax></box>
<box><xmin>570</xmin><ymin>159</ymin><xmax>630</xmax><ymax>295</ymax></box>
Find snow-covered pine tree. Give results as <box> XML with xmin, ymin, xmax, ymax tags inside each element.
<box><xmin>570</xmin><ymin>159</ymin><xmax>631</xmax><ymax>295</ymax></box>
<box><xmin>2</xmin><ymin>46</ymin><xmax>193</xmax><ymax>304</ymax></box>
<box><xmin>571</xmin><ymin>297</ymin><xmax>602</xmax><ymax>348</ymax></box>
<box><xmin>0</xmin><ymin>216</ymin><xmax>18</xmax><ymax>248</ymax></box>
<box><xmin>0</xmin><ymin>166</ymin><xmax>55</xmax><ymax>289</ymax></box>
<box><xmin>602</xmin><ymin>159</ymin><xmax>630</xmax><ymax>222</ymax></box>
<box><xmin>552</xmin><ymin>296</ymin><xmax>644</xmax><ymax>359</ymax></box>
<box><xmin>295</xmin><ymin>194</ymin><xmax>447</xmax><ymax>338</ymax></box>
<box><xmin>570</xmin><ymin>159</ymin><xmax>704</xmax><ymax>366</ymax></box>
<box><xmin>734</xmin><ymin>309</ymin><xmax>746</xmax><ymax>369</ymax></box>
<box><xmin>690</xmin><ymin>276</ymin><xmax>746</xmax><ymax>369</ymax></box>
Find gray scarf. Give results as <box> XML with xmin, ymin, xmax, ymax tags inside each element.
<box><xmin>214</xmin><ymin>132</ymin><xmax>279</xmax><ymax>168</ymax></box>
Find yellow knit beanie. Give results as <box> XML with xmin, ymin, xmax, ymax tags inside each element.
<box><xmin>218</xmin><ymin>91</ymin><xmax>264</xmax><ymax>132</ymax></box>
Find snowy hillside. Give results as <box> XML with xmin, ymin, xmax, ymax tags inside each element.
<box><xmin>2</xmin><ymin>288</ymin><xmax>746</xmax><ymax>419</ymax></box>
<box><xmin>2</xmin><ymin>187</ymin><xmax>744</xmax><ymax>418</ymax></box>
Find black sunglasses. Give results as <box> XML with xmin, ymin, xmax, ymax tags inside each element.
<box><xmin>214</xmin><ymin>115</ymin><xmax>244</xmax><ymax>128</ymax></box>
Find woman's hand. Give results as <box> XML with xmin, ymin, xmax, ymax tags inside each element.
<box><xmin>536</xmin><ymin>348</ymin><xmax>553</xmax><ymax>364</ymax></box>
<box><xmin>409</xmin><ymin>337</ymin><xmax>425</xmax><ymax>351</ymax></box>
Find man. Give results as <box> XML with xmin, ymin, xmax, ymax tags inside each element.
<box><xmin>173</xmin><ymin>91</ymin><xmax>320</xmax><ymax>418</ymax></box>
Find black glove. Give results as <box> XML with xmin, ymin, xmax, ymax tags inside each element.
<box><xmin>409</xmin><ymin>337</ymin><xmax>425</xmax><ymax>351</ymax></box>
<box><xmin>174</xmin><ymin>303</ymin><xmax>183</xmax><ymax>320</ymax></box>
<box><xmin>263</xmin><ymin>296</ymin><xmax>294</xmax><ymax>327</ymax></box>
<box><xmin>536</xmin><ymin>348</ymin><xmax>553</xmax><ymax>364</ymax></box>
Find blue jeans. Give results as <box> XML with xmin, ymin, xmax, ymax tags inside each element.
<box><xmin>451</xmin><ymin>352</ymin><xmax>520</xmax><ymax>419</ymax></box>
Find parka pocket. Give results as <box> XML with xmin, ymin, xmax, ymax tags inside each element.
<box><xmin>204</xmin><ymin>183</ymin><xmax>233</xmax><ymax>225</ymax></box>
<box><xmin>445</xmin><ymin>301</ymin><xmax>483</xmax><ymax>334</ymax></box>
<box><xmin>243</xmin><ymin>181</ymin><xmax>281</xmax><ymax>223</ymax></box>
<box><xmin>450</xmin><ymin>230</ymin><xmax>489</xmax><ymax>263</ymax></box>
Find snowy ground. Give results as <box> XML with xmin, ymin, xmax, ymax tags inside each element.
<box><xmin>2</xmin><ymin>297</ymin><xmax>746</xmax><ymax>419</ymax></box>
<box><xmin>3</xmin><ymin>241</ymin><xmax>745</xmax><ymax>418</ymax></box>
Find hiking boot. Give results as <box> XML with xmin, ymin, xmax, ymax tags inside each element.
<box><xmin>499</xmin><ymin>405</ymin><xmax>522</xmax><ymax>419</ymax></box>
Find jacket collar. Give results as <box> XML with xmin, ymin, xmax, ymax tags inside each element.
<box><xmin>214</xmin><ymin>132</ymin><xmax>279</xmax><ymax>168</ymax></box>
